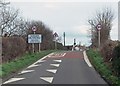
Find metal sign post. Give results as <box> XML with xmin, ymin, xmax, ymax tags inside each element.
<box><xmin>53</xmin><ymin>32</ymin><xmax>58</xmax><ymax>50</ymax></box>
<box><xmin>32</xmin><ymin>26</ymin><xmax>36</xmax><ymax>53</ymax></box>
<box><xmin>28</xmin><ymin>26</ymin><xmax>42</xmax><ymax>53</ymax></box>
<box><xmin>39</xmin><ymin>43</ymin><xmax>41</xmax><ymax>52</ymax></box>
<box><xmin>97</xmin><ymin>24</ymin><xmax>102</xmax><ymax>50</ymax></box>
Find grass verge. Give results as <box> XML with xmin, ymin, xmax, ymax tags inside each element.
<box><xmin>86</xmin><ymin>49</ymin><xmax>120</xmax><ymax>85</ymax></box>
<box><xmin>1</xmin><ymin>50</ymin><xmax>55</xmax><ymax>78</ymax></box>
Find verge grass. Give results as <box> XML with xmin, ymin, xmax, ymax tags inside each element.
<box><xmin>1</xmin><ymin>50</ymin><xmax>55</xmax><ymax>78</ymax></box>
<box><xmin>86</xmin><ymin>49</ymin><xmax>120</xmax><ymax>85</ymax></box>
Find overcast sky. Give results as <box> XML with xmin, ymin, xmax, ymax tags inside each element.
<box><xmin>9</xmin><ymin>0</ymin><xmax>118</xmax><ymax>46</ymax></box>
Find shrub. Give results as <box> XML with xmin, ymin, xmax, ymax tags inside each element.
<box><xmin>100</xmin><ymin>40</ymin><xmax>118</xmax><ymax>62</ymax></box>
<box><xmin>112</xmin><ymin>44</ymin><xmax>120</xmax><ymax>77</ymax></box>
<box><xmin>2</xmin><ymin>37</ymin><xmax>26</xmax><ymax>63</ymax></box>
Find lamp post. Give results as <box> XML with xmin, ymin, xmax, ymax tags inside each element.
<box><xmin>96</xmin><ymin>24</ymin><xmax>102</xmax><ymax>50</ymax></box>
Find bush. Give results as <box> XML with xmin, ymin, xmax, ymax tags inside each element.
<box><xmin>87</xmin><ymin>49</ymin><xmax>120</xmax><ymax>85</ymax></box>
<box><xmin>2</xmin><ymin>37</ymin><xmax>26</xmax><ymax>63</ymax></box>
<box><xmin>100</xmin><ymin>40</ymin><xmax>118</xmax><ymax>62</ymax></box>
<box><xmin>112</xmin><ymin>44</ymin><xmax>120</xmax><ymax>77</ymax></box>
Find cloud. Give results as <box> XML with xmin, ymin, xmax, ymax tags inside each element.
<box><xmin>72</xmin><ymin>25</ymin><xmax>90</xmax><ymax>35</ymax></box>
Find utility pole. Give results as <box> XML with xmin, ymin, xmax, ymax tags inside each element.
<box><xmin>74</xmin><ymin>38</ymin><xmax>76</xmax><ymax>45</ymax></box>
<box><xmin>63</xmin><ymin>32</ymin><xmax>65</xmax><ymax>46</ymax></box>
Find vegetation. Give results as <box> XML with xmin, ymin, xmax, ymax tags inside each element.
<box><xmin>88</xmin><ymin>8</ymin><xmax>114</xmax><ymax>48</ymax></box>
<box><xmin>1</xmin><ymin>1</ymin><xmax>63</xmax><ymax>63</ymax></box>
<box><xmin>100</xmin><ymin>40</ymin><xmax>118</xmax><ymax>62</ymax></box>
<box><xmin>1</xmin><ymin>50</ymin><xmax>55</xmax><ymax>78</ymax></box>
<box><xmin>112</xmin><ymin>44</ymin><xmax>120</xmax><ymax>78</ymax></box>
<box><xmin>2</xmin><ymin>37</ymin><xmax>26</xmax><ymax>63</ymax></box>
<box><xmin>87</xmin><ymin>49</ymin><xmax>120</xmax><ymax>85</ymax></box>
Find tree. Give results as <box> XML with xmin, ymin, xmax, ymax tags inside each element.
<box><xmin>0</xmin><ymin>0</ymin><xmax>28</xmax><ymax>37</ymax></box>
<box><xmin>88</xmin><ymin>8</ymin><xmax>114</xmax><ymax>48</ymax></box>
<box><xmin>0</xmin><ymin>1</ymin><xmax>20</xmax><ymax>36</ymax></box>
<box><xmin>26</xmin><ymin>20</ymin><xmax>54</xmax><ymax>50</ymax></box>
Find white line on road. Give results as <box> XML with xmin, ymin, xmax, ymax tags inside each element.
<box><xmin>40</xmin><ymin>77</ymin><xmax>53</xmax><ymax>83</ymax></box>
<box><xmin>50</xmin><ymin>64</ymin><xmax>60</xmax><ymax>67</ymax></box>
<box><xmin>62</xmin><ymin>53</ymin><xmax>66</xmax><ymax>57</ymax></box>
<box><xmin>26</xmin><ymin>53</ymin><xmax>53</xmax><ymax>69</ymax></box>
<box><xmin>27</xmin><ymin>64</ymin><xmax>39</xmax><ymax>68</ymax></box>
<box><xmin>53</xmin><ymin>60</ymin><xmax>62</xmax><ymax>63</ymax></box>
<box><xmin>46</xmin><ymin>69</ymin><xmax>57</xmax><ymax>74</ymax></box>
<box><xmin>83</xmin><ymin>51</ymin><xmax>92</xmax><ymax>67</ymax></box>
<box><xmin>3</xmin><ymin>78</ymin><xmax>25</xmax><ymax>84</ymax></box>
<box><xmin>37</xmin><ymin>60</ymin><xmax>46</xmax><ymax>63</ymax></box>
<box><xmin>18</xmin><ymin>70</ymin><xmax>35</xmax><ymax>74</ymax></box>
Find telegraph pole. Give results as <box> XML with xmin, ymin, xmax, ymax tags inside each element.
<box><xmin>74</xmin><ymin>38</ymin><xmax>76</xmax><ymax>45</ymax></box>
<box><xmin>63</xmin><ymin>32</ymin><xmax>65</xmax><ymax>46</ymax></box>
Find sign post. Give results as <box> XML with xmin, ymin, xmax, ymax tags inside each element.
<box><xmin>28</xmin><ymin>34</ymin><xmax>41</xmax><ymax>53</ymax></box>
<box><xmin>32</xmin><ymin>26</ymin><xmax>36</xmax><ymax>53</ymax></box>
<box><xmin>53</xmin><ymin>32</ymin><xmax>58</xmax><ymax>50</ymax></box>
<box><xmin>97</xmin><ymin>24</ymin><xmax>102</xmax><ymax>50</ymax></box>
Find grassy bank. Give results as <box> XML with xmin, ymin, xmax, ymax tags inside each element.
<box><xmin>86</xmin><ymin>49</ymin><xmax>120</xmax><ymax>85</ymax></box>
<box><xmin>1</xmin><ymin>50</ymin><xmax>55</xmax><ymax>78</ymax></box>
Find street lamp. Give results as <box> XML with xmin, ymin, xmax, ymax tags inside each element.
<box><xmin>96</xmin><ymin>23</ymin><xmax>102</xmax><ymax>50</ymax></box>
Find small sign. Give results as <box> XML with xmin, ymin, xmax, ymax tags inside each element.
<box><xmin>53</xmin><ymin>32</ymin><xmax>58</xmax><ymax>37</ymax></box>
<box><xmin>97</xmin><ymin>24</ymin><xmax>102</xmax><ymax>30</ymax></box>
<box><xmin>28</xmin><ymin>34</ymin><xmax>41</xmax><ymax>43</ymax></box>
<box><xmin>32</xmin><ymin>26</ymin><xmax>37</xmax><ymax>32</ymax></box>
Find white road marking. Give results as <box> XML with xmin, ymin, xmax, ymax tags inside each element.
<box><xmin>53</xmin><ymin>60</ymin><xmax>62</xmax><ymax>63</ymax></box>
<box><xmin>34</xmin><ymin>60</ymin><xmax>46</xmax><ymax>64</ymax></box>
<box><xmin>26</xmin><ymin>53</ymin><xmax>53</xmax><ymax>69</ymax></box>
<box><xmin>48</xmin><ymin>53</ymin><xmax>66</xmax><ymax>58</ymax></box>
<box><xmin>40</xmin><ymin>77</ymin><xmax>53</xmax><ymax>83</ymax></box>
<box><xmin>83</xmin><ymin>51</ymin><xmax>92</xmax><ymax>67</ymax></box>
<box><xmin>47</xmin><ymin>53</ymin><xmax>54</xmax><ymax>57</ymax></box>
<box><xmin>62</xmin><ymin>53</ymin><xmax>66</xmax><ymax>57</ymax></box>
<box><xmin>3</xmin><ymin>78</ymin><xmax>25</xmax><ymax>84</ymax></box>
<box><xmin>46</xmin><ymin>69</ymin><xmax>57</xmax><ymax>74</ymax></box>
<box><xmin>37</xmin><ymin>60</ymin><xmax>46</xmax><ymax>63</ymax></box>
<box><xmin>27</xmin><ymin>64</ymin><xmax>39</xmax><ymax>68</ymax></box>
<box><xmin>50</xmin><ymin>64</ymin><xmax>60</xmax><ymax>67</ymax></box>
<box><xmin>18</xmin><ymin>70</ymin><xmax>34</xmax><ymax>74</ymax></box>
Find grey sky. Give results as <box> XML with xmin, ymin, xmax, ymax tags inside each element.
<box><xmin>10</xmin><ymin>1</ymin><xmax>118</xmax><ymax>46</ymax></box>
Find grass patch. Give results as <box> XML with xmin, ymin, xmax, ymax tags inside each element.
<box><xmin>1</xmin><ymin>50</ymin><xmax>55</xmax><ymax>78</ymax></box>
<box><xmin>86</xmin><ymin>49</ymin><xmax>120</xmax><ymax>85</ymax></box>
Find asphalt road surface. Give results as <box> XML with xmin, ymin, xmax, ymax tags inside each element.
<box><xmin>3</xmin><ymin>51</ymin><xmax>107</xmax><ymax>84</ymax></box>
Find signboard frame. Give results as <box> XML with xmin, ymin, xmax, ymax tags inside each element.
<box><xmin>28</xmin><ymin>34</ymin><xmax>41</xmax><ymax>43</ymax></box>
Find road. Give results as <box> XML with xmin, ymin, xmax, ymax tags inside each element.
<box><xmin>2</xmin><ymin>51</ymin><xmax>107</xmax><ymax>84</ymax></box>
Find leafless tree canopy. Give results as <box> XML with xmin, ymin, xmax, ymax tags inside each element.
<box><xmin>0</xmin><ymin>1</ymin><xmax>28</xmax><ymax>37</ymax></box>
<box><xmin>88</xmin><ymin>8</ymin><xmax>114</xmax><ymax>48</ymax></box>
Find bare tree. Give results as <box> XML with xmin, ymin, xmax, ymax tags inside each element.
<box><xmin>26</xmin><ymin>20</ymin><xmax>54</xmax><ymax>50</ymax></box>
<box><xmin>88</xmin><ymin>8</ymin><xmax>114</xmax><ymax>48</ymax></box>
<box><xmin>0</xmin><ymin>0</ymin><xmax>23</xmax><ymax>37</ymax></box>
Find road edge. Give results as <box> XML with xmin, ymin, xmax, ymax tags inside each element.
<box><xmin>83</xmin><ymin>51</ymin><xmax>92</xmax><ymax>67</ymax></box>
